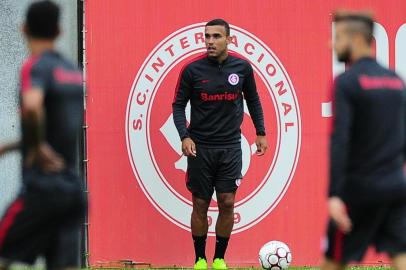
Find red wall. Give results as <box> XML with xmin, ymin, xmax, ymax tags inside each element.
<box><xmin>85</xmin><ymin>0</ymin><xmax>406</xmax><ymax>267</ymax></box>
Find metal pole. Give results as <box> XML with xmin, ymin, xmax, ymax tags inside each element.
<box><xmin>78</xmin><ymin>0</ymin><xmax>90</xmax><ymax>268</ymax></box>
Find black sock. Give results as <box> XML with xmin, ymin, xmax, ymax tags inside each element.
<box><xmin>214</xmin><ymin>235</ymin><xmax>230</xmax><ymax>260</ymax></box>
<box><xmin>193</xmin><ymin>234</ymin><xmax>207</xmax><ymax>262</ymax></box>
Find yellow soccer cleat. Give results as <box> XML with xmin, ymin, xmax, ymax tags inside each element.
<box><xmin>194</xmin><ymin>257</ymin><xmax>208</xmax><ymax>270</ymax></box>
<box><xmin>212</xmin><ymin>258</ymin><xmax>228</xmax><ymax>270</ymax></box>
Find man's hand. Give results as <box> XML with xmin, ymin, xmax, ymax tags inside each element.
<box><xmin>25</xmin><ymin>143</ymin><xmax>66</xmax><ymax>173</ymax></box>
<box><xmin>329</xmin><ymin>196</ymin><xmax>352</xmax><ymax>233</ymax></box>
<box><xmin>182</xmin><ymin>137</ymin><xmax>196</xmax><ymax>157</ymax></box>
<box><xmin>0</xmin><ymin>145</ymin><xmax>8</xmax><ymax>157</ymax></box>
<box><xmin>0</xmin><ymin>141</ymin><xmax>21</xmax><ymax>157</ymax></box>
<box><xmin>255</xmin><ymin>135</ymin><xmax>268</xmax><ymax>156</ymax></box>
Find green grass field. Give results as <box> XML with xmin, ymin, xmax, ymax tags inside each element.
<box><xmin>90</xmin><ymin>268</ymin><xmax>391</xmax><ymax>270</ymax></box>
<box><xmin>84</xmin><ymin>268</ymin><xmax>392</xmax><ymax>270</ymax></box>
<box><xmin>8</xmin><ymin>267</ymin><xmax>393</xmax><ymax>270</ymax></box>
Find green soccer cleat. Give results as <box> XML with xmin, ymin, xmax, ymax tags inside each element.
<box><xmin>194</xmin><ymin>257</ymin><xmax>208</xmax><ymax>270</ymax></box>
<box><xmin>212</xmin><ymin>258</ymin><xmax>228</xmax><ymax>270</ymax></box>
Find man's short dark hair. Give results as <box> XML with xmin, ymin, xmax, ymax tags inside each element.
<box><xmin>25</xmin><ymin>0</ymin><xmax>60</xmax><ymax>39</ymax></box>
<box><xmin>333</xmin><ymin>11</ymin><xmax>374</xmax><ymax>44</ymax></box>
<box><xmin>205</xmin><ymin>19</ymin><xmax>230</xmax><ymax>36</ymax></box>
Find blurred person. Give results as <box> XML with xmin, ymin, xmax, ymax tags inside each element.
<box><xmin>0</xmin><ymin>1</ymin><xmax>85</xmax><ymax>270</ymax></box>
<box><xmin>322</xmin><ymin>11</ymin><xmax>406</xmax><ymax>270</ymax></box>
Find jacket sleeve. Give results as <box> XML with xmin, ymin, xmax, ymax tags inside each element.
<box><xmin>243</xmin><ymin>63</ymin><xmax>266</xmax><ymax>135</ymax></box>
<box><xmin>403</xmin><ymin>87</ymin><xmax>406</xmax><ymax>160</ymax></box>
<box><xmin>329</xmin><ymin>77</ymin><xmax>353</xmax><ymax>198</ymax></box>
<box><xmin>21</xmin><ymin>60</ymin><xmax>50</xmax><ymax>93</ymax></box>
<box><xmin>172</xmin><ymin>66</ymin><xmax>192</xmax><ymax>141</ymax></box>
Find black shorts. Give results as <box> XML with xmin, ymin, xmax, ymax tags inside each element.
<box><xmin>186</xmin><ymin>146</ymin><xmax>242</xmax><ymax>201</ymax></box>
<box><xmin>0</xmin><ymin>170</ymin><xmax>86</xmax><ymax>269</ymax></box>
<box><xmin>325</xmin><ymin>201</ymin><xmax>406</xmax><ymax>264</ymax></box>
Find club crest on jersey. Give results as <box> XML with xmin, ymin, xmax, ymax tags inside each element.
<box><xmin>228</xmin><ymin>73</ymin><xmax>239</xmax><ymax>85</ymax></box>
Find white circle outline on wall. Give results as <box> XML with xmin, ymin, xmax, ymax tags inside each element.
<box><xmin>125</xmin><ymin>23</ymin><xmax>301</xmax><ymax>235</ymax></box>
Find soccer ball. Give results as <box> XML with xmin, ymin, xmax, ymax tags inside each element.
<box><xmin>258</xmin><ymin>240</ymin><xmax>292</xmax><ymax>270</ymax></box>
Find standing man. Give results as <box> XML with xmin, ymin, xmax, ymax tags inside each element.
<box><xmin>323</xmin><ymin>11</ymin><xmax>406</xmax><ymax>270</ymax></box>
<box><xmin>0</xmin><ymin>1</ymin><xmax>85</xmax><ymax>270</ymax></box>
<box><xmin>172</xmin><ymin>19</ymin><xmax>267</xmax><ymax>270</ymax></box>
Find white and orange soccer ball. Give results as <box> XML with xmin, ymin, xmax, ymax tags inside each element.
<box><xmin>259</xmin><ymin>241</ymin><xmax>292</xmax><ymax>270</ymax></box>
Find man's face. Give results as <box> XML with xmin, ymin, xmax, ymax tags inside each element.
<box><xmin>205</xmin><ymin>25</ymin><xmax>230</xmax><ymax>59</ymax></box>
<box><xmin>334</xmin><ymin>22</ymin><xmax>352</xmax><ymax>63</ymax></box>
